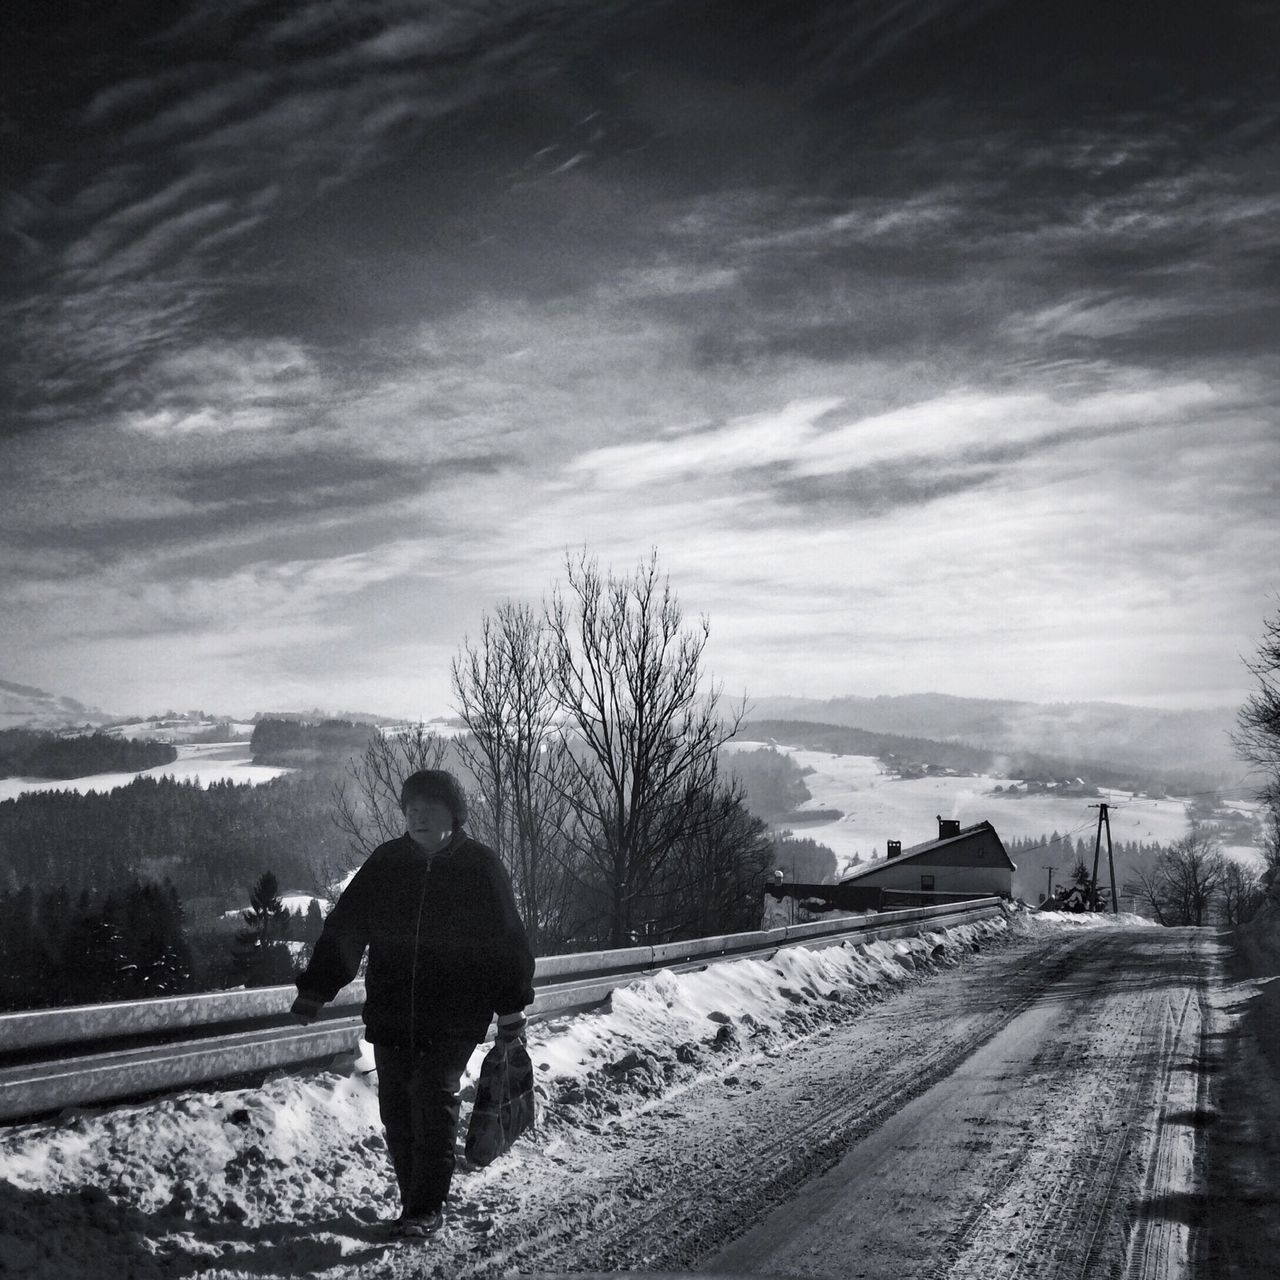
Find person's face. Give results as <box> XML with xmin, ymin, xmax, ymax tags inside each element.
<box><xmin>403</xmin><ymin>797</ymin><xmax>454</xmax><ymax>853</ymax></box>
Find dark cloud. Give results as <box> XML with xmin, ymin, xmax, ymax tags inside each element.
<box><xmin>759</xmin><ymin>420</ymin><xmax>1159</xmax><ymax>523</ymax></box>
<box><xmin>5</xmin><ymin>0</ymin><xmax>1276</xmax><ymax>427</ymax></box>
<box><xmin>769</xmin><ymin>463</ymin><xmax>1003</xmax><ymax>521</ymax></box>
<box><xmin>3</xmin><ymin>448</ymin><xmax>505</xmax><ymax>575</ymax></box>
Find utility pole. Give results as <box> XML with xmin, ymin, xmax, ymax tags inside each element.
<box><xmin>1089</xmin><ymin>802</ymin><xmax>1118</xmax><ymax>914</ymax></box>
<box><xmin>1042</xmin><ymin>864</ymin><xmax>1056</xmax><ymax>902</ymax></box>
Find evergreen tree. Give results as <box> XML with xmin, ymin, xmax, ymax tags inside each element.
<box><xmin>119</xmin><ymin>881</ymin><xmax>193</xmax><ymax>997</ymax></box>
<box><xmin>0</xmin><ymin>886</ymin><xmax>36</xmax><ymax>1010</ymax></box>
<box><xmin>59</xmin><ymin>895</ymin><xmax>127</xmax><ymax>1005</ymax></box>
<box><xmin>233</xmin><ymin>871</ymin><xmax>295</xmax><ymax>986</ymax></box>
<box><xmin>772</xmin><ymin>834</ymin><xmax>839</xmax><ymax>883</ymax></box>
<box><xmin>304</xmin><ymin>898</ymin><xmax>325</xmax><ymax>944</ymax></box>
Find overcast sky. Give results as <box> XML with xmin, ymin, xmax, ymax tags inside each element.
<box><xmin>3</xmin><ymin>0</ymin><xmax>1278</xmax><ymax>719</ymax></box>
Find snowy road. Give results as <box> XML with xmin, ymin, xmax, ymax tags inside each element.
<box><xmin>466</xmin><ymin>928</ymin><xmax>1220</xmax><ymax>1280</ymax></box>
<box><xmin>705</xmin><ymin>927</ymin><xmax>1215</xmax><ymax>1280</ymax></box>
<box><xmin>0</xmin><ymin>918</ymin><xmax>1231</xmax><ymax>1280</ymax></box>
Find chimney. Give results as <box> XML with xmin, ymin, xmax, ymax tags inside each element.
<box><xmin>938</xmin><ymin>817</ymin><xmax>961</xmax><ymax>839</ymax></box>
<box><xmin>886</xmin><ymin>839</ymin><xmax>902</xmax><ymax>859</ymax></box>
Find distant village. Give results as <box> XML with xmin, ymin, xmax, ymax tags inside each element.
<box><xmin>881</xmin><ymin>750</ymin><xmax>1100</xmax><ymax>797</ymax></box>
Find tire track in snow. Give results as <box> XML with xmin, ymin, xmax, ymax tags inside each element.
<box><xmin>457</xmin><ymin>931</ymin><xmax>1100</xmax><ymax>1278</ymax></box>
<box><xmin>696</xmin><ymin>928</ymin><xmax>1217</xmax><ymax>1280</ymax></box>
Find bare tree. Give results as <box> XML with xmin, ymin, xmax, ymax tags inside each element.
<box><xmin>1134</xmin><ymin>826</ymin><xmax>1226</xmax><ymax>926</ymax></box>
<box><xmin>1235</xmin><ymin>604</ymin><xmax>1280</xmax><ymax>893</ymax></box>
<box><xmin>451</xmin><ymin>602</ymin><xmax>581</xmax><ymax>951</ymax></box>
<box><xmin>546</xmin><ymin>549</ymin><xmax>745</xmax><ymax>947</ymax></box>
<box><xmin>1235</xmin><ymin>605</ymin><xmax>1280</xmax><ymax>777</ymax></box>
<box><xmin>325</xmin><ymin>725</ymin><xmax>448</xmax><ymax>899</ymax></box>
<box><xmin>1220</xmin><ymin>857</ymin><xmax>1266</xmax><ymax>926</ymax></box>
<box><xmin>650</xmin><ymin>776</ymin><xmax>775</xmax><ymax>939</ymax></box>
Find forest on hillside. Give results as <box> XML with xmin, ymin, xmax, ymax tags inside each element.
<box><xmin>249</xmin><ymin>718</ymin><xmax>375</xmax><ymax>766</ymax></box>
<box><xmin>0</xmin><ymin>773</ymin><xmax>344</xmax><ymax>907</ymax></box>
<box><xmin>0</xmin><ymin>729</ymin><xmax>176</xmax><ymax>779</ymax></box>
<box><xmin>0</xmin><ymin>767</ymin><xmax>353</xmax><ymax>1012</ymax></box>
<box><xmin>726</xmin><ymin>745</ymin><xmax>813</xmax><ymax>815</ymax></box>
<box><xmin>0</xmin><ymin>873</ymin><xmax>332</xmax><ymax>1012</ymax></box>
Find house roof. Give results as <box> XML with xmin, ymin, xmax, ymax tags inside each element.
<box><xmin>839</xmin><ymin>819</ymin><xmax>1015</xmax><ymax>883</ymax></box>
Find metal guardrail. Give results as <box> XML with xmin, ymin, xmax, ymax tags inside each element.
<box><xmin>0</xmin><ymin>897</ymin><xmax>1002</xmax><ymax>1122</ymax></box>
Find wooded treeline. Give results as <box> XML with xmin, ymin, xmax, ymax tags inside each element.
<box><xmin>0</xmin><ymin>873</ymin><xmax>329</xmax><ymax>1012</ymax></box>
<box><xmin>726</xmin><ymin>746</ymin><xmax>812</xmax><ymax>816</ymax></box>
<box><xmin>1007</xmin><ymin>828</ymin><xmax>1267</xmax><ymax>926</ymax></box>
<box><xmin>0</xmin><ymin>771</ymin><xmax>350</xmax><ymax>1011</ymax></box>
<box><xmin>0</xmin><ymin>773</ymin><xmax>345</xmax><ymax>903</ymax></box>
<box><xmin>249</xmin><ymin>719</ymin><xmax>374</xmax><ymax>766</ymax></box>
<box><xmin>0</xmin><ymin>729</ymin><xmax>176</xmax><ymax>779</ymax></box>
<box><xmin>1007</xmin><ymin>831</ymin><xmax>1164</xmax><ymax>903</ymax></box>
<box><xmin>0</xmin><ymin>880</ymin><xmax>192</xmax><ymax>1010</ymax></box>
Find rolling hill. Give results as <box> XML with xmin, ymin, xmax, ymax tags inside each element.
<box><xmin>746</xmin><ymin>693</ymin><xmax>1241</xmax><ymax>784</ymax></box>
<box><xmin>0</xmin><ymin>679</ymin><xmax>113</xmax><ymax>732</ymax></box>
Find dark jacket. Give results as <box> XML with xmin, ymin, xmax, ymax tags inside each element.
<box><xmin>295</xmin><ymin>831</ymin><xmax>535</xmax><ymax>1048</ymax></box>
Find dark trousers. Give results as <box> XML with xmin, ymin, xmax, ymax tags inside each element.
<box><xmin>374</xmin><ymin>1036</ymin><xmax>477</xmax><ymax>1215</ymax></box>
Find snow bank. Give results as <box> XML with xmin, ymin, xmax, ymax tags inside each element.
<box><xmin>1019</xmin><ymin>908</ymin><xmax>1158</xmax><ymax>931</ymax></box>
<box><xmin>526</xmin><ymin>920</ymin><xmax>1007</xmax><ymax>1126</ymax></box>
<box><xmin>0</xmin><ymin>906</ymin><xmax>1128</xmax><ymax>1274</ymax></box>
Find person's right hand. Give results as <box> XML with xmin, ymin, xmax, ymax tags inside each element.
<box><xmin>495</xmin><ymin>1011</ymin><xmax>527</xmax><ymax>1044</ymax></box>
<box><xmin>291</xmin><ymin>994</ymin><xmax>323</xmax><ymax>1025</ymax></box>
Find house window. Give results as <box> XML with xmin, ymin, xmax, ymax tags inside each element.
<box><xmin>920</xmin><ymin>875</ymin><xmax>935</xmax><ymax>891</ymax></box>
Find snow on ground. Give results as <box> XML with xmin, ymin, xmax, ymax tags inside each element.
<box><xmin>1224</xmin><ymin>845</ymin><xmax>1268</xmax><ymax>870</ymax></box>
<box><xmin>1018</xmin><ymin>909</ymin><xmax>1157</xmax><ymax>930</ymax></box>
<box><xmin>758</xmin><ymin>746</ymin><xmax>1198</xmax><ymax>872</ymax></box>
<box><xmin>0</xmin><ymin>907</ymin><xmax>1147</xmax><ymax>1278</ymax></box>
<box><xmin>0</xmin><ymin>743</ymin><xmax>289</xmax><ymax>803</ymax></box>
<box><xmin>279</xmin><ymin>895</ymin><xmax>325</xmax><ymax>915</ymax></box>
<box><xmin>221</xmin><ymin>895</ymin><xmax>326</xmax><ymax>924</ymax></box>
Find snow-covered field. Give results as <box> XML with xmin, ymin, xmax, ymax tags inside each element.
<box><xmin>0</xmin><ymin>743</ymin><xmax>289</xmax><ymax>803</ymax></box>
<box><xmin>107</xmin><ymin>721</ymin><xmax>258</xmax><ymax>742</ymax></box>
<box><xmin>0</xmin><ymin>908</ymin><xmax>1146</xmax><ymax>1279</ymax></box>
<box><xmin>731</xmin><ymin>740</ymin><xmax>1236</xmax><ymax>872</ymax></box>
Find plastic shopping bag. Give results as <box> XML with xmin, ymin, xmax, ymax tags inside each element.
<box><xmin>465</xmin><ymin>1037</ymin><xmax>536</xmax><ymax>1166</ymax></box>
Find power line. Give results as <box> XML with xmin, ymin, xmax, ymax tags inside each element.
<box><xmin>1008</xmin><ymin>819</ymin><xmax>1099</xmax><ymax>858</ymax></box>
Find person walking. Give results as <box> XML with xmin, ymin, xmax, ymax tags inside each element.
<box><xmin>291</xmin><ymin>769</ymin><xmax>534</xmax><ymax>1237</ymax></box>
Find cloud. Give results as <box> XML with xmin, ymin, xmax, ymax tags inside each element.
<box><xmin>119</xmin><ymin>339</ymin><xmax>326</xmax><ymax>437</ymax></box>
<box><xmin>4</xmin><ymin>2</ymin><xmax>637</xmax><ymax>437</ymax></box>
<box><xmin>3</xmin><ymin>1</ymin><xmax>1277</xmax><ymax>715</ymax></box>
<box><xmin>5</xmin><ymin>534</ymin><xmax>443</xmax><ymax>642</ymax></box>
<box><xmin>563</xmin><ymin>380</ymin><xmax>1224</xmax><ymax>516</ymax></box>
<box><xmin>443</xmin><ymin>352</ymin><xmax>1277</xmax><ymax>706</ymax></box>
<box><xmin>1009</xmin><ymin>294</ymin><xmax>1205</xmax><ymax>342</ymax></box>
<box><xmin>732</xmin><ymin>190</ymin><xmax>968</xmax><ymax>255</ymax></box>
<box><xmin>768</xmin><ymin>463</ymin><xmax>1003</xmax><ymax>519</ymax></box>
<box><xmin>565</xmin><ymin>398</ymin><xmax>845</xmax><ymax>491</ymax></box>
